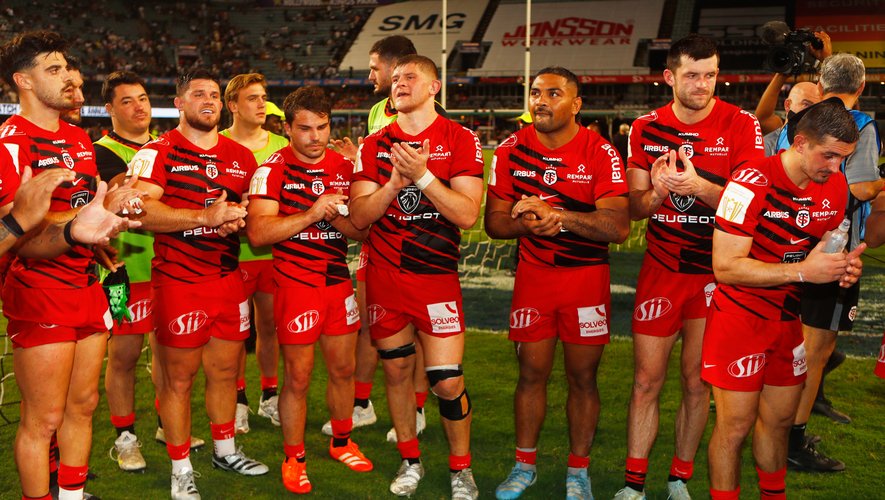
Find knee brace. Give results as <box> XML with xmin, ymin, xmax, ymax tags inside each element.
<box><xmin>377</xmin><ymin>342</ymin><xmax>416</xmax><ymax>360</ymax></box>
<box><xmin>438</xmin><ymin>389</ymin><xmax>472</xmax><ymax>421</ymax></box>
<box><xmin>426</xmin><ymin>364</ymin><xmax>462</xmax><ymax>388</ymax></box>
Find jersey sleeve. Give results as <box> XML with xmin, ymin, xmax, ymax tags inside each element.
<box><xmin>715</xmin><ymin>175</ymin><xmax>766</xmax><ymax>238</ymax></box>
<box><xmin>238</xmin><ymin>149</ymin><xmax>259</xmax><ymax>196</ymax></box>
<box><xmin>353</xmin><ymin>134</ymin><xmax>381</xmax><ymax>184</ymax></box>
<box><xmin>593</xmin><ymin>139</ymin><xmax>629</xmax><ymax>200</ymax></box>
<box><xmin>451</xmin><ymin>126</ymin><xmax>484</xmax><ymax>178</ymax></box>
<box><xmin>0</xmin><ymin>146</ymin><xmax>21</xmax><ymax>207</ymax></box>
<box><xmin>248</xmin><ymin>160</ymin><xmax>282</xmax><ymax>202</ymax></box>
<box><xmin>94</xmin><ymin>144</ymin><xmax>128</xmax><ymax>182</ymax></box>
<box><xmin>730</xmin><ymin>110</ymin><xmax>766</xmax><ymax>172</ymax></box>
<box><xmin>128</xmin><ymin>144</ymin><xmax>167</xmax><ymax>188</ymax></box>
<box><xmin>626</xmin><ymin>121</ymin><xmax>651</xmax><ymax>172</ymax></box>
<box><xmin>844</xmin><ymin>124</ymin><xmax>880</xmax><ymax>185</ymax></box>
<box><xmin>486</xmin><ymin>137</ymin><xmax>516</xmax><ymax>202</ymax></box>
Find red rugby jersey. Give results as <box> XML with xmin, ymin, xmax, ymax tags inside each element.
<box><xmin>249</xmin><ymin>146</ymin><xmax>353</xmax><ymax>287</ymax></box>
<box><xmin>0</xmin><ymin>146</ymin><xmax>20</xmax><ymax>207</ymax></box>
<box><xmin>354</xmin><ymin>115</ymin><xmax>483</xmax><ymax>275</ymax></box>
<box><xmin>487</xmin><ymin>126</ymin><xmax>628</xmax><ymax>267</ymax></box>
<box><xmin>130</xmin><ymin>129</ymin><xmax>256</xmax><ymax>286</ymax></box>
<box><xmin>628</xmin><ymin>98</ymin><xmax>764</xmax><ymax>274</ymax></box>
<box><xmin>712</xmin><ymin>155</ymin><xmax>847</xmax><ymax>320</ymax></box>
<box><xmin>0</xmin><ymin>115</ymin><xmax>98</xmax><ymax>289</ymax></box>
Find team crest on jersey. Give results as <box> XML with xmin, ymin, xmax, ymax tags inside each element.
<box><xmin>61</xmin><ymin>150</ymin><xmax>75</xmax><ymax>169</ymax></box>
<box><xmin>71</xmin><ymin>190</ymin><xmax>89</xmax><ymax>208</ymax></box>
<box><xmin>670</xmin><ymin>193</ymin><xmax>696</xmax><ymax>212</ymax></box>
<box><xmin>543</xmin><ymin>168</ymin><xmax>557</xmax><ymax>186</ymax></box>
<box><xmin>206</xmin><ymin>163</ymin><xmax>218</xmax><ymax>179</ymax></box>
<box><xmin>679</xmin><ymin>144</ymin><xmax>694</xmax><ymax>159</ymax></box>
<box><xmin>312</xmin><ymin>179</ymin><xmax>325</xmax><ymax>196</ymax></box>
<box><xmin>397</xmin><ymin>186</ymin><xmax>421</xmax><ymax>214</ymax></box>
<box><xmin>796</xmin><ymin>209</ymin><xmax>810</xmax><ymax>228</ymax></box>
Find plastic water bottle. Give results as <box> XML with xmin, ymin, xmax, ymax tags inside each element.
<box><xmin>822</xmin><ymin>218</ymin><xmax>850</xmax><ymax>254</ymax></box>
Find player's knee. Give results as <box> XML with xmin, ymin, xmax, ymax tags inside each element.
<box><xmin>67</xmin><ymin>388</ymin><xmax>101</xmax><ymax>417</ymax></box>
<box><xmin>437</xmin><ymin>389</ymin><xmax>472</xmax><ymax>421</ymax></box>
<box><xmin>26</xmin><ymin>405</ymin><xmax>65</xmax><ymax>437</ymax></box>
<box><xmin>326</xmin><ymin>358</ymin><xmax>355</xmax><ymax>382</ymax></box>
<box><xmin>565</xmin><ymin>370</ymin><xmax>599</xmax><ymax>394</ymax></box>
<box><xmin>378</xmin><ymin>343</ymin><xmax>416</xmax><ymax>380</ymax></box>
<box><xmin>426</xmin><ymin>364</ymin><xmax>464</xmax><ymax>399</ymax></box>
<box><xmin>633</xmin><ymin>372</ymin><xmax>665</xmax><ymax>397</ymax></box>
<box><xmin>165</xmin><ymin>374</ymin><xmax>195</xmax><ymax>396</ymax></box>
<box><xmin>681</xmin><ymin>374</ymin><xmax>709</xmax><ymax>400</ymax></box>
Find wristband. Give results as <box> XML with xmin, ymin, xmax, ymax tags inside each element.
<box><xmin>414</xmin><ymin>170</ymin><xmax>436</xmax><ymax>190</ymax></box>
<box><xmin>797</xmin><ymin>271</ymin><xmax>805</xmax><ymax>283</ymax></box>
<box><xmin>0</xmin><ymin>213</ymin><xmax>25</xmax><ymax>238</ymax></box>
<box><xmin>63</xmin><ymin>218</ymin><xmax>83</xmax><ymax>247</ymax></box>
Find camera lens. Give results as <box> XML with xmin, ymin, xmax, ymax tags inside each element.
<box><xmin>765</xmin><ymin>46</ymin><xmax>796</xmax><ymax>74</ymax></box>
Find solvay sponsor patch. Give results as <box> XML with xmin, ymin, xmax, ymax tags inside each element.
<box><xmin>704</xmin><ymin>282</ymin><xmax>716</xmax><ymax>307</ymax></box>
<box><xmin>427</xmin><ymin>301</ymin><xmax>461</xmax><ymax>334</ymax></box>
<box><xmin>250</xmin><ymin>166</ymin><xmax>272</xmax><ymax>195</ymax></box>
<box><xmin>345</xmin><ymin>294</ymin><xmax>359</xmax><ymax>326</ymax></box>
<box><xmin>239</xmin><ymin>300</ymin><xmax>251</xmax><ymax>332</ymax></box>
<box><xmin>792</xmin><ymin>342</ymin><xmax>807</xmax><ymax>376</ymax></box>
<box><xmin>717</xmin><ymin>182</ymin><xmax>755</xmax><ymax>224</ymax></box>
<box><xmin>128</xmin><ymin>148</ymin><xmax>158</xmax><ymax>178</ymax></box>
<box><xmin>577</xmin><ymin>305</ymin><xmax>608</xmax><ymax>337</ymax></box>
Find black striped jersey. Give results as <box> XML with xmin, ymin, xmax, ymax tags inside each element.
<box><xmin>487</xmin><ymin>126</ymin><xmax>628</xmax><ymax>267</ymax></box>
<box><xmin>354</xmin><ymin>115</ymin><xmax>484</xmax><ymax>275</ymax></box>
<box><xmin>248</xmin><ymin>146</ymin><xmax>353</xmax><ymax>288</ymax></box>
<box><xmin>129</xmin><ymin>129</ymin><xmax>257</xmax><ymax>286</ymax></box>
<box><xmin>628</xmin><ymin>98</ymin><xmax>765</xmax><ymax>274</ymax></box>
<box><xmin>712</xmin><ymin>155</ymin><xmax>847</xmax><ymax>320</ymax></box>
<box><xmin>0</xmin><ymin>115</ymin><xmax>99</xmax><ymax>289</ymax></box>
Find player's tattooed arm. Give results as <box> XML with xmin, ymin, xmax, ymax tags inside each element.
<box><xmin>661</xmin><ymin>148</ymin><xmax>723</xmax><ymax>208</ymax></box>
<box><xmin>560</xmin><ymin>196</ymin><xmax>630</xmax><ymax>243</ymax></box>
<box><xmin>628</xmin><ymin>152</ymin><xmax>671</xmax><ymax>220</ymax></box>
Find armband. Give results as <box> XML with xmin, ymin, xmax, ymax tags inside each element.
<box><xmin>0</xmin><ymin>213</ymin><xmax>25</xmax><ymax>238</ymax></box>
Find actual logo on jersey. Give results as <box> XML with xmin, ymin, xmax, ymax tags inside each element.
<box><xmin>543</xmin><ymin>168</ymin><xmax>558</xmax><ymax>186</ymax></box>
<box><xmin>312</xmin><ymin>179</ymin><xmax>325</xmax><ymax>196</ymax></box>
<box><xmin>704</xmin><ymin>282</ymin><xmax>716</xmax><ymax>307</ymax></box>
<box><xmin>345</xmin><ymin>294</ymin><xmax>359</xmax><ymax>326</ymax></box>
<box><xmin>601</xmin><ymin>144</ymin><xmax>624</xmax><ymax>183</ymax></box>
<box><xmin>427</xmin><ymin>301</ymin><xmax>461</xmax><ymax>334</ymax></box>
<box><xmin>128</xmin><ymin>299</ymin><xmax>153</xmax><ymax>323</ymax></box>
<box><xmin>71</xmin><ymin>190</ymin><xmax>89</xmax><ymax>208</ymax></box>
<box><xmin>728</xmin><ymin>353</ymin><xmax>766</xmax><ymax>378</ymax></box>
<box><xmin>61</xmin><ymin>150</ymin><xmax>75</xmax><ymax>169</ymax></box>
<box><xmin>732</xmin><ymin>168</ymin><xmax>768</xmax><ymax>186</ymax></box>
<box><xmin>169</xmin><ymin>310</ymin><xmax>209</xmax><ymax>336</ymax></box>
<box><xmin>397</xmin><ymin>186</ymin><xmax>422</xmax><ymax>214</ymax></box>
<box><xmin>670</xmin><ymin>193</ymin><xmax>696</xmax><ymax>213</ymax></box>
<box><xmin>679</xmin><ymin>144</ymin><xmax>694</xmax><ymax>159</ymax></box>
<box><xmin>577</xmin><ymin>305</ymin><xmax>608</xmax><ymax>337</ymax></box>
<box><xmin>510</xmin><ymin>307</ymin><xmax>541</xmax><ymax>329</ymax></box>
<box><xmin>796</xmin><ymin>209</ymin><xmax>810</xmax><ymax>228</ymax></box>
<box><xmin>717</xmin><ymin>182</ymin><xmax>755</xmax><ymax>224</ymax></box>
<box><xmin>367</xmin><ymin>304</ymin><xmax>386</xmax><ymax>326</ymax></box>
<box><xmin>634</xmin><ymin>297</ymin><xmax>672</xmax><ymax>322</ymax></box>
<box><xmin>287</xmin><ymin>310</ymin><xmax>320</xmax><ymax>333</ymax></box>
<box><xmin>792</xmin><ymin>343</ymin><xmax>807</xmax><ymax>376</ymax></box>
<box><xmin>206</xmin><ymin>163</ymin><xmax>218</xmax><ymax>179</ymax></box>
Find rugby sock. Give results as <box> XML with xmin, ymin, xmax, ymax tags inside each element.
<box><xmin>211</xmin><ymin>421</ymin><xmax>237</xmax><ymax>457</ymax></box>
<box><xmin>236</xmin><ymin>379</ymin><xmax>248</xmax><ymax>406</ymax></box>
<box><xmin>260</xmin><ymin>376</ymin><xmax>278</xmax><ymax>400</ymax></box>
<box><xmin>354</xmin><ymin>380</ymin><xmax>373</xmax><ymax>408</ymax></box>
<box><xmin>397</xmin><ymin>438</ymin><xmax>421</xmax><ymax>465</ymax></box>
<box><xmin>515</xmin><ymin>447</ymin><xmax>537</xmax><ymax>472</ymax></box>
<box><xmin>625</xmin><ymin>456</ymin><xmax>648</xmax><ymax>491</ymax></box>
<box><xmin>111</xmin><ymin>412</ymin><xmax>136</xmax><ymax>437</ymax></box>
<box><xmin>567</xmin><ymin>453</ymin><xmax>590</xmax><ymax>475</ymax></box>
<box><xmin>789</xmin><ymin>423</ymin><xmax>806</xmax><ymax>451</ymax></box>
<box><xmin>449</xmin><ymin>453</ymin><xmax>471</xmax><ymax>473</ymax></box>
<box><xmin>21</xmin><ymin>494</ymin><xmax>51</xmax><ymax>500</ymax></box>
<box><xmin>330</xmin><ymin>417</ymin><xmax>353</xmax><ymax>448</ymax></box>
<box><xmin>155</xmin><ymin>397</ymin><xmax>163</xmax><ymax>429</ymax></box>
<box><xmin>710</xmin><ymin>487</ymin><xmax>740</xmax><ymax>499</ymax></box>
<box><xmin>668</xmin><ymin>455</ymin><xmax>693</xmax><ymax>483</ymax></box>
<box><xmin>57</xmin><ymin>464</ymin><xmax>87</xmax><ymax>500</ymax></box>
<box><xmin>415</xmin><ymin>391</ymin><xmax>428</xmax><ymax>413</ymax></box>
<box><xmin>49</xmin><ymin>433</ymin><xmax>59</xmax><ymax>474</ymax></box>
<box><xmin>757</xmin><ymin>466</ymin><xmax>786</xmax><ymax>499</ymax></box>
<box><xmin>284</xmin><ymin>442</ymin><xmax>306</xmax><ymax>463</ymax></box>
<box><xmin>167</xmin><ymin>438</ymin><xmax>192</xmax><ymax>474</ymax></box>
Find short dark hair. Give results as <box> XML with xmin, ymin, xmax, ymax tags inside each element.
<box><xmin>370</xmin><ymin>35</ymin><xmax>416</xmax><ymax>63</ymax></box>
<box><xmin>0</xmin><ymin>30</ymin><xmax>68</xmax><ymax>86</ymax></box>
<box><xmin>794</xmin><ymin>97</ymin><xmax>860</xmax><ymax>145</ymax></box>
<box><xmin>176</xmin><ymin>67</ymin><xmax>218</xmax><ymax>96</ymax></box>
<box><xmin>534</xmin><ymin>66</ymin><xmax>582</xmax><ymax>97</ymax></box>
<box><xmin>282</xmin><ymin>86</ymin><xmax>332</xmax><ymax>123</ymax></box>
<box><xmin>101</xmin><ymin>71</ymin><xmax>146</xmax><ymax>104</ymax></box>
<box><xmin>666</xmin><ymin>34</ymin><xmax>719</xmax><ymax>71</ymax></box>
<box><xmin>394</xmin><ymin>54</ymin><xmax>439</xmax><ymax>80</ymax></box>
<box><xmin>65</xmin><ymin>54</ymin><xmax>81</xmax><ymax>72</ymax></box>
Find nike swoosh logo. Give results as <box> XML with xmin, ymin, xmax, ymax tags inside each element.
<box><xmin>539</xmin><ymin>194</ymin><xmax>558</xmax><ymax>201</ymax></box>
<box><xmin>71</xmin><ymin>178</ymin><xmax>82</xmax><ymax>185</ymax></box>
<box><xmin>791</xmin><ymin>237</ymin><xmax>809</xmax><ymax>244</ymax></box>
<box><xmin>206</xmin><ymin>186</ymin><xmax>221</xmax><ymax>193</ymax></box>
<box><xmin>703</xmin><ymin>362</ymin><xmax>716</xmax><ymax>369</ymax></box>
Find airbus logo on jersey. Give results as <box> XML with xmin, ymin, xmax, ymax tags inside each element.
<box><xmin>513</xmin><ymin>170</ymin><xmax>536</xmax><ymax>178</ymax></box>
<box><xmin>287</xmin><ymin>310</ymin><xmax>320</xmax><ymax>333</ymax></box>
<box><xmin>733</xmin><ymin>168</ymin><xmax>768</xmax><ymax>186</ymax></box>
<box><xmin>284</xmin><ymin>182</ymin><xmax>307</xmax><ymax>190</ymax></box>
<box><xmin>171</xmin><ymin>165</ymin><xmax>199</xmax><ymax>172</ymax></box>
<box><xmin>634</xmin><ymin>297</ymin><xmax>672</xmax><ymax>321</ymax></box>
<box><xmin>510</xmin><ymin>307</ymin><xmax>541</xmax><ymax>329</ymax></box>
<box><xmin>169</xmin><ymin>310</ymin><xmax>209</xmax><ymax>336</ymax></box>
<box><xmin>367</xmin><ymin>304</ymin><xmax>386</xmax><ymax>326</ymax></box>
<box><xmin>397</xmin><ymin>186</ymin><xmax>422</xmax><ymax>213</ymax></box>
<box><xmin>37</xmin><ymin>157</ymin><xmax>59</xmax><ymax>167</ymax></box>
<box><xmin>578</xmin><ymin>305</ymin><xmax>608</xmax><ymax>337</ymax></box>
<box><xmin>728</xmin><ymin>353</ymin><xmax>766</xmax><ymax>378</ymax></box>
<box><xmin>796</xmin><ymin>209</ymin><xmax>811</xmax><ymax>228</ymax></box>
<box><xmin>643</xmin><ymin>144</ymin><xmax>669</xmax><ymax>153</ymax></box>
<box><xmin>764</xmin><ymin>210</ymin><xmax>789</xmax><ymax>219</ymax></box>
<box><xmin>670</xmin><ymin>193</ymin><xmax>695</xmax><ymax>213</ymax></box>
<box><xmin>128</xmin><ymin>299</ymin><xmax>153</xmax><ymax>323</ymax></box>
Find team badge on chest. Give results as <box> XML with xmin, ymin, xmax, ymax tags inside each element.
<box><xmin>796</xmin><ymin>209</ymin><xmax>810</xmax><ymax>228</ymax></box>
<box><xmin>543</xmin><ymin>167</ymin><xmax>557</xmax><ymax>186</ymax></box>
<box><xmin>61</xmin><ymin>150</ymin><xmax>75</xmax><ymax>169</ymax></box>
<box><xmin>312</xmin><ymin>179</ymin><xmax>325</xmax><ymax>196</ymax></box>
<box><xmin>206</xmin><ymin>163</ymin><xmax>218</xmax><ymax>179</ymax></box>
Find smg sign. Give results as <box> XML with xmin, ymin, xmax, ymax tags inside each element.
<box><xmin>380</xmin><ymin>12</ymin><xmax>467</xmax><ymax>31</ymax></box>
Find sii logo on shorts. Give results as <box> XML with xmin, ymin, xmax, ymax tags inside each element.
<box><xmin>397</xmin><ymin>186</ymin><xmax>422</xmax><ymax>214</ymax></box>
<box><xmin>128</xmin><ymin>299</ymin><xmax>153</xmax><ymax>323</ymax></box>
<box><xmin>367</xmin><ymin>304</ymin><xmax>386</xmax><ymax>326</ymax></box>
<box><xmin>287</xmin><ymin>310</ymin><xmax>320</xmax><ymax>333</ymax></box>
<box><xmin>577</xmin><ymin>305</ymin><xmax>608</xmax><ymax>337</ymax></box>
<box><xmin>427</xmin><ymin>301</ymin><xmax>461</xmax><ymax>334</ymax></box>
<box><xmin>633</xmin><ymin>297</ymin><xmax>672</xmax><ymax>321</ymax></box>
<box><xmin>169</xmin><ymin>310</ymin><xmax>209</xmax><ymax>336</ymax></box>
<box><xmin>727</xmin><ymin>353</ymin><xmax>766</xmax><ymax>378</ymax></box>
<box><xmin>510</xmin><ymin>307</ymin><xmax>540</xmax><ymax>329</ymax></box>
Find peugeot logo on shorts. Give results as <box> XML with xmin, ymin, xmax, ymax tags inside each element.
<box><xmin>287</xmin><ymin>310</ymin><xmax>320</xmax><ymax>333</ymax></box>
<box><xmin>510</xmin><ymin>307</ymin><xmax>540</xmax><ymax>329</ymax></box>
<box><xmin>128</xmin><ymin>299</ymin><xmax>153</xmax><ymax>323</ymax></box>
<box><xmin>634</xmin><ymin>297</ymin><xmax>672</xmax><ymax>321</ymax></box>
<box><xmin>367</xmin><ymin>304</ymin><xmax>386</xmax><ymax>326</ymax></box>
<box><xmin>169</xmin><ymin>310</ymin><xmax>209</xmax><ymax>336</ymax></box>
<box><xmin>728</xmin><ymin>353</ymin><xmax>766</xmax><ymax>378</ymax></box>
<box><xmin>397</xmin><ymin>186</ymin><xmax>421</xmax><ymax>214</ymax></box>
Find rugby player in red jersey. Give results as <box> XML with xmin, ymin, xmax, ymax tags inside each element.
<box><xmin>247</xmin><ymin>86</ymin><xmax>373</xmax><ymax>494</ymax></box>
<box><xmin>129</xmin><ymin>68</ymin><xmax>268</xmax><ymax>500</ymax></box>
<box><xmin>485</xmin><ymin>67</ymin><xmax>630</xmax><ymax>500</ymax></box>
<box><xmin>350</xmin><ymin>54</ymin><xmax>483</xmax><ymax>499</ymax></box>
<box><xmin>618</xmin><ymin>35</ymin><xmax>764</xmax><ymax>500</ymax></box>
<box><xmin>0</xmin><ymin>30</ymin><xmax>142</xmax><ymax>500</ymax></box>
<box><xmin>704</xmin><ymin>99</ymin><xmax>864</xmax><ymax>499</ymax></box>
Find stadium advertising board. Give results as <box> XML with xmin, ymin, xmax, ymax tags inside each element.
<box><xmin>694</xmin><ymin>5</ymin><xmax>787</xmax><ymax>71</ymax></box>
<box><xmin>795</xmin><ymin>0</ymin><xmax>885</xmax><ymax>69</ymax></box>
<box><xmin>477</xmin><ymin>1</ymin><xmax>664</xmax><ymax>74</ymax></box>
<box><xmin>339</xmin><ymin>0</ymin><xmax>489</xmax><ymax>70</ymax></box>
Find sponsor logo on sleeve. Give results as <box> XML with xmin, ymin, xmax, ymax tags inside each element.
<box><xmin>345</xmin><ymin>294</ymin><xmax>360</xmax><ymax>325</ymax></box>
<box><xmin>510</xmin><ymin>307</ymin><xmax>541</xmax><ymax>329</ymax></box>
<box><xmin>250</xmin><ymin>166</ymin><xmax>271</xmax><ymax>195</ymax></box>
<box><xmin>577</xmin><ymin>305</ymin><xmax>608</xmax><ymax>337</ymax></box>
<box><xmin>287</xmin><ymin>310</ymin><xmax>320</xmax><ymax>334</ymax></box>
<box><xmin>633</xmin><ymin>297</ymin><xmax>672</xmax><ymax>321</ymax></box>
<box><xmin>602</xmin><ymin>143</ymin><xmax>624</xmax><ymax>183</ymax></box>
<box><xmin>427</xmin><ymin>301</ymin><xmax>462</xmax><ymax>334</ymax></box>
<box><xmin>727</xmin><ymin>353</ymin><xmax>766</xmax><ymax>378</ymax></box>
<box><xmin>716</xmin><ymin>182</ymin><xmax>755</xmax><ymax>224</ymax></box>
<box><xmin>169</xmin><ymin>310</ymin><xmax>209</xmax><ymax>336</ymax></box>
<box><xmin>128</xmin><ymin>149</ymin><xmax>158</xmax><ymax>178</ymax></box>
<box><xmin>792</xmin><ymin>342</ymin><xmax>807</xmax><ymax>376</ymax></box>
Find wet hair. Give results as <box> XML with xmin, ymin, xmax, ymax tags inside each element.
<box><xmin>794</xmin><ymin>97</ymin><xmax>860</xmax><ymax>145</ymax></box>
<box><xmin>370</xmin><ymin>36</ymin><xmax>417</xmax><ymax>63</ymax></box>
<box><xmin>101</xmin><ymin>71</ymin><xmax>146</xmax><ymax>104</ymax></box>
<box><xmin>282</xmin><ymin>86</ymin><xmax>332</xmax><ymax>123</ymax></box>
<box><xmin>0</xmin><ymin>30</ymin><xmax>68</xmax><ymax>86</ymax></box>
<box><xmin>176</xmin><ymin>67</ymin><xmax>218</xmax><ymax>96</ymax></box>
<box><xmin>666</xmin><ymin>34</ymin><xmax>719</xmax><ymax>71</ymax></box>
